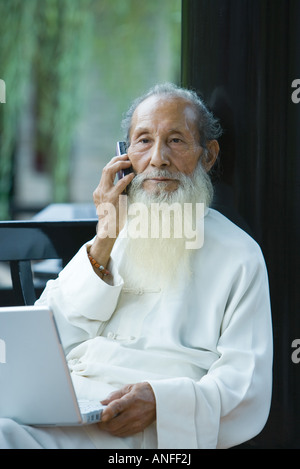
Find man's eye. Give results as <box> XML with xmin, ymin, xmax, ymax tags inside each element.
<box><xmin>171</xmin><ymin>138</ymin><xmax>182</xmax><ymax>143</ymax></box>
<box><xmin>140</xmin><ymin>138</ymin><xmax>150</xmax><ymax>144</ymax></box>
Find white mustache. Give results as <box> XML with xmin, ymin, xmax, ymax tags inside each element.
<box><xmin>131</xmin><ymin>169</ymin><xmax>184</xmax><ymax>186</ymax></box>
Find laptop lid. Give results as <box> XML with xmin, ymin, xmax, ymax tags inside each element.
<box><xmin>0</xmin><ymin>305</ymin><xmax>84</xmax><ymax>426</ymax></box>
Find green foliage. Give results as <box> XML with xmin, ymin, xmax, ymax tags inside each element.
<box><xmin>93</xmin><ymin>0</ymin><xmax>181</xmax><ymax>107</ymax></box>
<box><xmin>34</xmin><ymin>0</ymin><xmax>94</xmax><ymax>202</ymax></box>
<box><xmin>0</xmin><ymin>0</ymin><xmax>38</xmax><ymax>218</ymax></box>
<box><xmin>0</xmin><ymin>0</ymin><xmax>181</xmax><ymax>219</ymax></box>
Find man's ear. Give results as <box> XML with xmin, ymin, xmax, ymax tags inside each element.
<box><xmin>202</xmin><ymin>140</ymin><xmax>219</xmax><ymax>173</ymax></box>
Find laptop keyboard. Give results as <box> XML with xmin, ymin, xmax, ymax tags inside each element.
<box><xmin>78</xmin><ymin>399</ymin><xmax>105</xmax><ymax>423</ymax></box>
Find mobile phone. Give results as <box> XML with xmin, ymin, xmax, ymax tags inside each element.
<box><xmin>116</xmin><ymin>141</ymin><xmax>127</xmax><ymax>157</ymax></box>
<box><xmin>116</xmin><ymin>141</ymin><xmax>133</xmax><ymax>193</ymax></box>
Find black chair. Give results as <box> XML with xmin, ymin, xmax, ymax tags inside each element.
<box><xmin>0</xmin><ymin>220</ymin><xmax>97</xmax><ymax>306</ymax></box>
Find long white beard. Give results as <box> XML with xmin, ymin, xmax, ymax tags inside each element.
<box><xmin>116</xmin><ymin>164</ymin><xmax>213</xmax><ymax>289</ymax></box>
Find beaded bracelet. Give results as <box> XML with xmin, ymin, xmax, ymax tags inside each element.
<box><xmin>87</xmin><ymin>246</ymin><xmax>111</xmax><ymax>276</ymax></box>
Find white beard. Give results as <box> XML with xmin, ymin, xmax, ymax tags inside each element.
<box><xmin>116</xmin><ymin>164</ymin><xmax>213</xmax><ymax>290</ymax></box>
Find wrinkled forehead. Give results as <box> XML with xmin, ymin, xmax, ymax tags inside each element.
<box><xmin>130</xmin><ymin>95</ymin><xmax>199</xmax><ymax>137</ymax></box>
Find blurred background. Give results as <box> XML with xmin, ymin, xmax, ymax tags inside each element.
<box><xmin>0</xmin><ymin>0</ymin><xmax>181</xmax><ymax>220</ymax></box>
<box><xmin>1</xmin><ymin>0</ymin><xmax>300</xmax><ymax>449</ymax></box>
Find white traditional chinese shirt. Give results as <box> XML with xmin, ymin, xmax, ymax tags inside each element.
<box><xmin>36</xmin><ymin>208</ymin><xmax>273</xmax><ymax>449</ymax></box>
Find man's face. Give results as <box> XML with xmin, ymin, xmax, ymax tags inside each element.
<box><xmin>128</xmin><ymin>95</ymin><xmax>204</xmax><ymax>195</ymax></box>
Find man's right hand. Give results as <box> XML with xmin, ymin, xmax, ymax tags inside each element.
<box><xmin>93</xmin><ymin>154</ymin><xmax>134</xmax><ymax>238</ymax></box>
<box><xmin>88</xmin><ymin>154</ymin><xmax>134</xmax><ymax>278</ymax></box>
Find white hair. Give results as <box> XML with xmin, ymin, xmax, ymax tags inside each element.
<box><xmin>121</xmin><ymin>82</ymin><xmax>223</xmax><ymax>149</ymax></box>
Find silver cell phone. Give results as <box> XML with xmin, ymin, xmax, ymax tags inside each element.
<box><xmin>116</xmin><ymin>141</ymin><xmax>133</xmax><ymax>193</ymax></box>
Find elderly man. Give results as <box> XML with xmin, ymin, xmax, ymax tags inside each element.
<box><xmin>0</xmin><ymin>83</ymin><xmax>272</xmax><ymax>449</ymax></box>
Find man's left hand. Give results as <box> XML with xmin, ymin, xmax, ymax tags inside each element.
<box><xmin>98</xmin><ymin>382</ymin><xmax>156</xmax><ymax>437</ymax></box>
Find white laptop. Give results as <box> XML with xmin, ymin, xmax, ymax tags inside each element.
<box><xmin>0</xmin><ymin>305</ymin><xmax>105</xmax><ymax>426</ymax></box>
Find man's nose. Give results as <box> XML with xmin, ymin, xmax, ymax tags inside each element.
<box><xmin>149</xmin><ymin>141</ymin><xmax>170</xmax><ymax>167</ymax></box>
